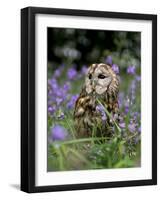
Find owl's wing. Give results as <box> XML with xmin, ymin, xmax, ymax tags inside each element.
<box><xmin>74</xmin><ymin>86</ymin><xmax>90</xmax><ymax>118</ymax></box>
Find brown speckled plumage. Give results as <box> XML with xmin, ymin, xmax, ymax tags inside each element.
<box><xmin>74</xmin><ymin>63</ymin><xmax>119</xmax><ymax>137</ymax></box>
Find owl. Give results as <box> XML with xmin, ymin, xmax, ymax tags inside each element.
<box><xmin>74</xmin><ymin>63</ymin><xmax>119</xmax><ymax>137</ymax></box>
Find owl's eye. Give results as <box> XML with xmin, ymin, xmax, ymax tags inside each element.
<box><xmin>88</xmin><ymin>74</ymin><xmax>92</xmax><ymax>79</ymax></box>
<box><xmin>98</xmin><ymin>74</ymin><xmax>106</xmax><ymax>79</ymax></box>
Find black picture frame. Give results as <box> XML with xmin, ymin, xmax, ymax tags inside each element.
<box><xmin>21</xmin><ymin>6</ymin><xmax>157</xmax><ymax>193</ymax></box>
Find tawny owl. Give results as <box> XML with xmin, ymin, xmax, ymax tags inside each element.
<box><xmin>74</xmin><ymin>63</ymin><xmax>119</xmax><ymax>137</ymax></box>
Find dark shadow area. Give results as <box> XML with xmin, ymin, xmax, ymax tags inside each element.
<box><xmin>48</xmin><ymin>27</ymin><xmax>140</xmax><ymax>69</ymax></box>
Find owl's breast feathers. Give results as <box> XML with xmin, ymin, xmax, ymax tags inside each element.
<box><xmin>74</xmin><ymin>92</ymin><xmax>119</xmax><ymax>137</ymax></box>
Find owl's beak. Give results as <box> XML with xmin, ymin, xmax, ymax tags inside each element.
<box><xmin>92</xmin><ymin>79</ymin><xmax>97</xmax><ymax>85</ymax></box>
<box><xmin>92</xmin><ymin>79</ymin><xmax>97</xmax><ymax>91</ymax></box>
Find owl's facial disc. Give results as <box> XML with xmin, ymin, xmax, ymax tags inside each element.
<box><xmin>85</xmin><ymin>72</ymin><xmax>112</xmax><ymax>95</ymax></box>
<box><xmin>85</xmin><ymin>64</ymin><xmax>114</xmax><ymax>95</ymax></box>
<box><xmin>95</xmin><ymin>75</ymin><xmax>112</xmax><ymax>94</ymax></box>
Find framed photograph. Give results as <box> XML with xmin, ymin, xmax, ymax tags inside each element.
<box><xmin>21</xmin><ymin>6</ymin><xmax>157</xmax><ymax>193</ymax></box>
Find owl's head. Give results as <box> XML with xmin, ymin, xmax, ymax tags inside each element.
<box><xmin>85</xmin><ymin>63</ymin><xmax>119</xmax><ymax>96</ymax></box>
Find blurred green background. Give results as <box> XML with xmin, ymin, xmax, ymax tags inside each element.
<box><xmin>48</xmin><ymin>28</ymin><xmax>140</xmax><ymax>69</ymax></box>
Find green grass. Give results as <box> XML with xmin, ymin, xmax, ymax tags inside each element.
<box><xmin>48</xmin><ymin>105</ymin><xmax>140</xmax><ymax>171</ymax></box>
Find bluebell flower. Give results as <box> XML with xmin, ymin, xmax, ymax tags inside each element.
<box><xmin>48</xmin><ymin>105</ymin><xmax>56</xmax><ymax>115</ymax></box>
<box><xmin>129</xmin><ymin>80</ymin><xmax>137</xmax><ymax>102</ymax></box>
<box><xmin>96</xmin><ymin>105</ymin><xmax>107</xmax><ymax>121</ymax></box>
<box><xmin>128</xmin><ymin>123</ymin><xmax>137</xmax><ymax>133</ymax></box>
<box><xmin>105</xmin><ymin>55</ymin><xmax>112</xmax><ymax>65</ymax></box>
<box><xmin>127</xmin><ymin>65</ymin><xmax>136</xmax><ymax>75</ymax></box>
<box><xmin>96</xmin><ymin>105</ymin><xmax>103</xmax><ymax>112</ymax></box>
<box><xmin>119</xmin><ymin>122</ymin><xmax>126</xmax><ymax>129</ymax></box>
<box><xmin>131</xmin><ymin>112</ymin><xmax>139</xmax><ymax>120</ymax></box>
<box><xmin>67</xmin><ymin>94</ymin><xmax>79</xmax><ymax>109</ymax></box>
<box><xmin>51</xmin><ymin>125</ymin><xmax>68</xmax><ymax>141</ymax></box>
<box><xmin>124</xmin><ymin>97</ymin><xmax>130</xmax><ymax>114</ymax></box>
<box><xmin>102</xmin><ymin>112</ymin><xmax>107</xmax><ymax>121</ymax></box>
<box><xmin>112</xmin><ymin>64</ymin><xmax>119</xmax><ymax>74</ymax></box>
<box><xmin>135</xmin><ymin>75</ymin><xmax>141</xmax><ymax>81</ymax></box>
<box><xmin>54</xmin><ymin>68</ymin><xmax>61</xmax><ymax>78</ymax></box>
<box><xmin>63</xmin><ymin>82</ymin><xmax>71</xmax><ymax>91</ymax></box>
<box><xmin>48</xmin><ymin>78</ymin><xmax>58</xmax><ymax>91</ymax></box>
<box><xmin>130</xmin><ymin>80</ymin><xmax>136</xmax><ymax>90</ymax></box>
<box><xmin>67</xmin><ymin>67</ymin><xmax>77</xmax><ymax>80</ymax></box>
<box><xmin>118</xmin><ymin>92</ymin><xmax>124</xmax><ymax>108</ymax></box>
<box><xmin>81</xmin><ymin>65</ymin><xmax>88</xmax><ymax>75</ymax></box>
<box><xmin>138</xmin><ymin>126</ymin><xmax>141</xmax><ymax>133</ymax></box>
<box><xmin>55</xmin><ymin>97</ymin><xmax>63</xmax><ymax>106</ymax></box>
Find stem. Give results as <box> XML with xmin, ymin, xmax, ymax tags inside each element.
<box><xmin>96</xmin><ymin>98</ymin><xmax>121</xmax><ymax>133</ymax></box>
<box><xmin>68</xmin><ymin>148</ymin><xmax>91</xmax><ymax>165</ymax></box>
<box><xmin>124</xmin><ymin>132</ymin><xmax>138</xmax><ymax>141</ymax></box>
<box><xmin>52</xmin><ymin>137</ymin><xmax>110</xmax><ymax>146</ymax></box>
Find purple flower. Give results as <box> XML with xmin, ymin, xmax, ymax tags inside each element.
<box><xmin>131</xmin><ymin>112</ymin><xmax>139</xmax><ymax>120</ymax></box>
<box><xmin>129</xmin><ymin>80</ymin><xmax>137</xmax><ymax>102</ymax></box>
<box><xmin>55</xmin><ymin>97</ymin><xmax>63</xmax><ymax>106</ymax></box>
<box><xmin>81</xmin><ymin>65</ymin><xmax>88</xmax><ymax>75</ymax></box>
<box><xmin>67</xmin><ymin>94</ymin><xmax>79</xmax><ymax>109</ymax></box>
<box><xmin>105</xmin><ymin>56</ymin><xmax>112</xmax><ymax>65</ymax></box>
<box><xmin>51</xmin><ymin>125</ymin><xmax>68</xmax><ymax>141</ymax></box>
<box><xmin>54</xmin><ymin>69</ymin><xmax>61</xmax><ymax>78</ymax></box>
<box><xmin>96</xmin><ymin>105</ymin><xmax>104</xmax><ymax>112</ymax></box>
<box><xmin>54</xmin><ymin>89</ymin><xmax>61</xmax><ymax>97</ymax></box>
<box><xmin>96</xmin><ymin>105</ymin><xmax>107</xmax><ymax>121</ymax></box>
<box><xmin>124</xmin><ymin>97</ymin><xmax>130</xmax><ymax>114</ymax></box>
<box><xmin>118</xmin><ymin>92</ymin><xmax>124</xmax><ymax>108</ymax></box>
<box><xmin>135</xmin><ymin>75</ymin><xmax>141</xmax><ymax>82</ymax></box>
<box><xmin>125</xmin><ymin>107</ymin><xmax>129</xmax><ymax>114</ymax></box>
<box><xmin>128</xmin><ymin>123</ymin><xmax>137</xmax><ymax>133</ymax></box>
<box><xmin>102</xmin><ymin>112</ymin><xmax>107</xmax><ymax>121</ymax></box>
<box><xmin>112</xmin><ymin>64</ymin><xmax>119</xmax><ymax>74</ymax></box>
<box><xmin>48</xmin><ymin>78</ymin><xmax>57</xmax><ymax>84</ymax></box>
<box><xmin>48</xmin><ymin>105</ymin><xmax>56</xmax><ymax>115</ymax></box>
<box><xmin>48</xmin><ymin>76</ymin><xmax>72</xmax><ymax>110</ymax></box>
<box><xmin>127</xmin><ymin>65</ymin><xmax>136</xmax><ymax>75</ymax></box>
<box><xmin>130</xmin><ymin>80</ymin><xmax>136</xmax><ymax>90</ymax></box>
<box><xmin>67</xmin><ymin>67</ymin><xmax>77</xmax><ymax>80</ymax></box>
<box><xmin>119</xmin><ymin>122</ymin><xmax>126</xmax><ymax>129</ymax></box>
<box><xmin>48</xmin><ymin>78</ymin><xmax>58</xmax><ymax>91</ymax></box>
<box><xmin>63</xmin><ymin>82</ymin><xmax>71</xmax><ymax>91</ymax></box>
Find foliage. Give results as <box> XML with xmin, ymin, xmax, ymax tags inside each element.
<box><xmin>47</xmin><ymin>55</ymin><xmax>141</xmax><ymax>171</ymax></box>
